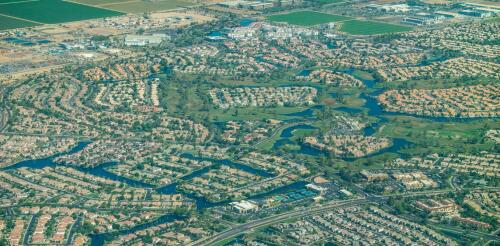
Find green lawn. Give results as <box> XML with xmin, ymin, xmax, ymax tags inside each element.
<box><xmin>485</xmin><ymin>17</ymin><xmax>500</xmax><ymax>22</ymax></box>
<box><xmin>352</xmin><ymin>69</ymin><xmax>375</xmax><ymax>81</ymax></box>
<box><xmin>291</xmin><ymin>128</ymin><xmax>317</xmax><ymax>138</ymax></box>
<box><xmin>0</xmin><ymin>15</ymin><xmax>38</xmax><ymax>30</ymax></box>
<box><xmin>376</xmin><ymin>115</ymin><xmax>497</xmax><ymax>155</ymax></box>
<box><xmin>331</xmin><ymin>93</ymin><xmax>365</xmax><ymax>109</ymax></box>
<box><xmin>0</xmin><ymin>0</ymin><xmax>123</xmax><ymax>24</ymax></box>
<box><xmin>340</xmin><ymin>20</ymin><xmax>412</xmax><ymax>35</ymax></box>
<box><xmin>267</xmin><ymin>11</ymin><xmax>352</xmax><ymax>26</ymax></box>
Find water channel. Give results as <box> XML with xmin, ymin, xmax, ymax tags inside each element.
<box><xmin>3</xmin><ymin>69</ymin><xmax>483</xmax><ymax>245</ymax></box>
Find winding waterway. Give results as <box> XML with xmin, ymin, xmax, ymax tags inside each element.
<box><xmin>3</xmin><ymin>69</ymin><xmax>484</xmax><ymax>245</ymax></box>
<box><xmin>274</xmin><ymin>73</ymin><xmax>415</xmax><ymax>159</ymax></box>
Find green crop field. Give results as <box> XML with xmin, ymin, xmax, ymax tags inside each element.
<box><xmin>0</xmin><ymin>15</ymin><xmax>38</xmax><ymax>30</ymax></box>
<box><xmin>0</xmin><ymin>0</ymin><xmax>123</xmax><ymax>27</ymax></box>
<box><xmin>267</xmin><ymin>11</ymin><xmax>352</xmax><ymax>26</ymax></box>
<box><xmin>340</xmin><ymin>20</ymin><xmax>413</xmax><ymax>35</ymax></box>
<box><xmin>100</xmin><ymin>0</ymin><xmax>192</xmax><ymax>13</ymax></box>
<box><xmin>70</xmin><ymin>0</ymin><xmax>129</xmax><ymax>5</ymax></box>
<box><xmin>73</xmin><ymin>0</ymin><xmax>192</xmax><ymax>13</ymax></box>
<box><xmin>0</xmin><ymin>0</ymin><xmax>32</xmax><ymax>3</ymax></box>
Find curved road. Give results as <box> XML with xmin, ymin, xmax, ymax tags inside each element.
<box><xmin>193</xmin><ymin>187</ymin><xmax>500</xmax><ymax>246</ymax></box>
<box><xmin>193</xmin><ymin>198</ymin><xmax>371</xmax><ymax>246</ymax></box>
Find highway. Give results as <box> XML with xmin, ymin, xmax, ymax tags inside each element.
<box><xmin>192</xmin><ymin>187</ymin><xmax>500</xmax><ymax>246</ymax></box>
<box><xmin>428</xmin><ymin>223</ymin><xmax>500</xmax><ymax>242</ymax></box>
<box><xmin>193</xmin><ymin>198</ymin><xmax>372</xmax><ymax>246</ymax></box>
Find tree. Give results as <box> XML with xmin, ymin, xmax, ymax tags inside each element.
<box><xmin>77</xmin><ymin>221</ymin><xmax>96</xmax><ymax>234</ymax></box>
<box><xmin>143</xmin><ymin>232</ymin><xmax>153</xmax><ymax>243</ymax></box>
<box><xmin>136</xmin><ymin>163</ymin><xmax>145</xmax><ymax>170</ymax></box>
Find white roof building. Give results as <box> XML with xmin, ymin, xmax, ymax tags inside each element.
<box><xmin>306</xmin><ymin>183</ymin><xmax>327</xmax><ymax>193</ymax></box>
<box><xmin>339</xmin><ymin>189</ymin><xmax>353</xmax><ymax>197</ymax></box>
<box><xmin>124</xmin><ymin>34</ymin><xmax>167</xmax><ymax>46</ymax></box>
<box><xmin>230</xmin><ymin>200</ymin><xmax>259</xmax><ymax>213</ymax></box>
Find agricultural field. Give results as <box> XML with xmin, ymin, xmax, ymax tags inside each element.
<box><xmin>0</xmin><ymin>15</ymin><xmax>38</xmax><ymax>30</ymax></box>
<box><xmin>340</xmin><ymin>20</ymin><xmax>413</xmax><ymax>35</ymax></box>
<box><xmin>0</xmin><ymin>0</ymin><xmax>123</xmax><ymax>27</ymax></box>
<box><xmin>267</xmin><ymin>11</ymin><xmax>352</xmax><ymax>26</ymax></box>
<box><xmin>0</xmin><ymin>0</ymin><xmax>32</xmax><ymax>2</ymax></box>
<box><xmin>69</xmin><ymin>0</ymin><xmax>132</xmax><ymax>5</ymax></box>
<box><xmin>0</xmin><ymin>4</ymin><xmax>498</xmax><ymax>245</ymax></box>
<box><xmin>73</xmin><ymin>0</ymin><xmax>194</xmax><ymax>13</ymax></box>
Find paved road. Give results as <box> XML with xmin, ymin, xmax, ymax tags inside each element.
<box><xmin>22</xmin><ymin>215</ymin><xmax>35</xmax><ymax>245</ymax></box>
<box><xmin>65</xmin><ymin>216</ymin><xmax>82</xmax><ymax>246</ymax></box>
<box><xmin>193</xmin><ymin>187</ymin><xmax>500</xmax><ymax>246</ymax></box>
<box><xmin>193</xmin><ymin>198</ymin><xmax>371</xmax><ymax>246</ymax></box>
<box><xmin>429</xmin><ymin>223</ymin><xmax>500</xmax><ymax>242</ymax></box>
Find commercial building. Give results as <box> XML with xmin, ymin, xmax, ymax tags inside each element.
<box><xmin>124</xmin><ymin>34</ymin><xmax>168</xmax><ymax>46</ymax></box>
<box><xmin>367</xmin><ymin>4</ymin><xmax>413</xmax><ymax>13</ymax></box>
<box><xmin>306</xmin><ymin>183</ymin><xmax>328</xmax><ymax>193</ymax></box>
<box><xmin>230</xmin><ymin>200</ymin><xmax>259</xmax><ymax>213</ymax></box>
<box><xmin>217</xmin><ymin>0</ymin><xmax>275</xmax><ymax>10</ymax></box>
<box><xmin>459</xmin><ymin>9</ymin><xmax>494</xmax><ymax>18</ymax></box>
<box><xmin>339</xmin><ymin>189</ymin><xmax>353</xmax><ymax>197</ymax></box>
<box><xmin>403</xmin><ymin>13</ymin><xmax>444</xmax><ymax>26</ymax></box>
<box><xmin>217</xmin><ymin>0</ymin><xmax>245</xmax><ymax>8</ymax></box>
<box><xmin>434</xmin><ymin>11</ymin><xmax>461</xmax><ymax>19</ymax></box>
